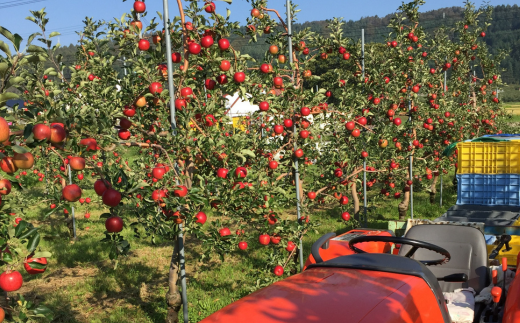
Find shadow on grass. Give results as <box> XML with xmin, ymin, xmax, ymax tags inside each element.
<box><xmin>84</xmin><ymin>262</ymin><xmax>168</xmax><ymax>322</ymax></box>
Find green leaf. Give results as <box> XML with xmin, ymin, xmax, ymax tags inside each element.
<box><xmin>43</xmin><ymin>209</ymin><xmax>54</xmax><ymax>220</ymax></box>
<box><xmin>13</xmin><ymin>34</ymin><xmax>22</xmax><ymax>52</ymax></box>
<box><xmin>234</xmin><ymin>153</ymin><xmax>246</xmax><ymax>163</ymax></box>
<box><xmin>43</xmin><ymin>67</ymin><xmax>55</xmax><ymax>75</ymax></box>
<box><xmin>48</xmin><ymin>31</ymin><xmax>60</xmax><ymax>38</ymax></box>
<box><xmin>241</xmin><ymin>149</ymin><xmax>255</xmax><ymax>158</ymax></box>
<box><xmin>32</xmin><ymin>305</ymin><xmax>52</xmax><ymax>316</ymax></box>
<box><xmin>0</xmin><ymin>26</ymin><xmax>15</xmax><ymax>45</ymax></box>
<box><xmin>8</xmin><ymin>227</ymin><xmax>15</xmax><ymax>239</ymax></box>
<box><xmin>27</xmin><ymin>262</ymin><xmax>46</xmax><ymax>269</ymax></box>
<box><xmin>222</xmin><ymin>0</ymin><xmax>232</xmax><ymax>3</ymax></box>
<box><xmin>2</xmin><ymin>252</ymin><xmax>12</xmax><ymax>263</ymax></box>
<box><xmin>18</xmin><ymin>227</ymin><xmax>37</xmax><ymax>240</ymax></box>
<box><xmin>99</xmin><ymin>213</ymin><xmax>112</xmax><ymax>219</ymax></box>
<box><xmin>27</xmin><ymin>32</ymin><xmax>41</xmax><ymax>46</ymax></box>
<box><xmin>0</xmin><ymin>62</ymin><xmax>8</xmax><ymax>77</ymax></box>
<box><xmin>0</xmin><ymin>93</ymin><xmax>18</xmax><ymax>104</ymax></box>
<box><xmin>0</xmin><ymin>40</ymin><xmax>11</xmax><ymax>57</ymax></box>
<box><xmin>12</xmin><ymin>145</ymin><xmax>29</xmax><ymax>154</ymax></box>
<box><xmin>27</xmin><ymin>45</ymin><xmax>45</xmax><ymax>53</ymax></box>
<box><xmin>23</xmin><ymin>124</ymin><xmax>33</xmax><ymax>139</ymax></box>
<box><xmin>26</xmin><ymin>232</ymin><xmax>40</xmax><ymax>253</ymax></box>
<box><xmin>6</xmin><ymin>76</ymin><xmax>24</xmax><ymax>88</ymax></box>
<box><xmin>32</xmin><ymin>251</ymin><xmax>51</xmax><ymax>258</ymax></box>
<box><xmin>14</xmin><ymin>220</ymin><xmax>28</xmax><ymax>237</ymax></box>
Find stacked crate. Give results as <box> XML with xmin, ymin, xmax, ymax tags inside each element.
<box><xmin>456</xmin><ymin>137</ymin><xmax>520</xmax><ymax>206</ymax></box>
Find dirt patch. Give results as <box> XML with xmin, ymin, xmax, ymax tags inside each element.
<box><xmin>20</xmin><ymin>266</ymin><xmax>100</xmax><ymax>295</ymax></box>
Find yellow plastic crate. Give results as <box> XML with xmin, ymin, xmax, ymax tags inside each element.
<box><xmin>457</xmin><ymin>141</ymin><xmax>520</xmax><ymax>174</ymax></box>
<box><xmin>232</xmin><ymin>117</ymin><xmax>246</xmax><ymax>131</ymax></box>
<box><xmin>487</xmin><ymin>240</ymin><xmax>520</xmax><ymax>267</ymax></box>
<box><xmin>486</xmin><ymin>218</ymin><xmax>520</xmax><ymax>267</ymax></box>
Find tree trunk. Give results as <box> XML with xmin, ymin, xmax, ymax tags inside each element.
<box><xmin>64</xmin><ymin>213</ymin><xmax>74</xmax><ymax>239</ymax></box>
<box><xmin>184</xmin><ymin>157</ymin><xmax>195</xmax><ymax>189</ymax></box>
<box><xmin>453</xmin><ymin>167</ymin><xmax>458</xmax><ymax>191</ymax></box>
<box><xmin>350</xmin><ymin>182</ymin><xmax>360</xmax><ymax>220</ymax></box>
<box><xmin>399</xmin><ymin>156</ymin><xmax>413</xmax><ymax>220</ymax></box>
<box><xmin>398</xmin><ymin>190</ymin><xmax>410</xmax><ymax>220</ymax></box>
<box><xmin>165</xmin><ymin>235</ymin><xmax>183</xmax><ymax>323</ymax></box>
<box><xmin>298</xmin><ymin>178</ymin><xmax>304</xmax><ymax>202</ymax></box>
<box><xmin>429</xmin><ymin>174</ymin><xmax>439</xmax><ymax>204</ymax></box>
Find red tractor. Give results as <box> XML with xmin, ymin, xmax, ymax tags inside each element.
<box><xmin>201</xmin><ymin>224</ymin><xmax>520</xmax><ymax>323</ymax></box>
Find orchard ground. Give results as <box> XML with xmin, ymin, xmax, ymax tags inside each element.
<box><xmin>17</xmin><ymin>150</ymin><xmax>458</xmax><ymax>323</ymax></box>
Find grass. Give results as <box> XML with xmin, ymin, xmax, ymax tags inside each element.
<box><xmin>17</xmin><ymin>173</ymin><xmax>458</xmax><ymax>322</ymax></box>
<box><xmin>504</xmin><ymin>102</ymin><xmax>520</xmax><ymax>122</ymax></box>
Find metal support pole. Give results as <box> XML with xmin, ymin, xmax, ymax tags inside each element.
<box><xmin>123</xmin><ymin>56</ymin><xmax>127</xmax><ymax>76</ymax></box>
<box><xmin>286</xmin><ymin>0</ymin><xmax>304</xmax><ymax>272</ymax></box>
<box><xmin>67</xmin><ymin>164</ymin><xmax>77</xmax><ymax>239</ymax></box>
<box><xmin>162</xmin><ymin>1</ymin><xmax>186</xmax><ymax>321</ymax></box>
<box><xmin>408</xmin><ymin>97</ymin><xmax>413</xmax><ymax>219</ymax></box>
<box><xmin>361</xmin><ymin>29</ymin><xmax>367</xmax><ymax>226</ymax></box>
<box><xmin>137</xmin><ymin>13</ymin><xmax>142</xmax><ymax>39</ymax></box>
<box><xmin>41</xmin><ymin>147</ymin><xmax>49</xmax><ymax>195</ymax></box>
<box><xmin>440</xmin><ymin>53</ymin><xmax>447</xmax><ymax>207</ymax></box>
<box><xmin>440</xmin><ymin>172</ymin><xmax>443</xmax><ymax>207</ymax></box>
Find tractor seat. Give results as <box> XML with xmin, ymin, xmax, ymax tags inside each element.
<box><xmin>399</xmin><ymin>224</ymin><xmax>488</xmax><ymax>323</ymax></box>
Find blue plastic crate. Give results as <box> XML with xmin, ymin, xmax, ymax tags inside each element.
<box><xmin>457</xmin><ymin>174</ymin><xmax>520</xmax><ymax>206</ymax></box>
<box><xmin>482</xmin><ymin>134</ymin><xmax>520</xmax><ymax>138</ymax></box>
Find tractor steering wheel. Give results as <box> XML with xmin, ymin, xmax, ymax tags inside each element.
<box><xmin>348</xmin><ymin>236</ymin><xmax>451</xmax><ymax>266</ymax></box>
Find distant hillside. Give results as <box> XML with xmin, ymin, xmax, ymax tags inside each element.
<box><xmin>233</xmin><ymin>4</ymin><xmax>520</xmax><ymax>85</ymax></box>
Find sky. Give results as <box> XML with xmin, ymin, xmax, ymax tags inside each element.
<box><xmin>0</xmin><ymin>0</ymin><xmax>518</xmax><ymax>49</ymax></box>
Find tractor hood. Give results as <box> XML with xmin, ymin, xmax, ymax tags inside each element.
<box><xmin>200</xmin><ymin>266</ymin><xmax>448</xmax><ymax>323</ymax></box>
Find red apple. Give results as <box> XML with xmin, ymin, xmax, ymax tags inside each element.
<box><xmin>149</xmin><ymin>82</ymin><xmax>163</xmax><ymax>95</ymax></box>
<box><xmin>24</xmin><ymin>257</ymin><xmax>47</xmax><ymax>275</ymax></box>
<box><xmin>234</xmin><ymin>72</ymin><xmax>246</xmax><ymax>83</ymax></box>
<box><xmin>62</xmin><ymin>184</ymin><xmax>82</xmax><ymax>202</ymax></box>
<box><xmin>217</xmin><ymin>168</ymin><xmax>229</xmax><ymax>178</ymax></box>
<box><xmin>218</xmin><ymin>39</ymin><xmax>230</xmax><ymax>51</ymax></box>
<box><xmin>105</xmin><ymin>216</ymin><xmax>124</xmax><ymax>233</ymax></box>
<box><xmin>32</xmin><ymin>124</ymin><xmax>51</xmax><ymax>141</ymax></box>
<box><xmin>133</xmin><ymin>1</ymin><xmax>146</xmax><ymax>13</ymax></box>
<box><xmin>235</xmin><ymin>167</ymin><xmax>247</xmax><ymax>178</ymax></box>
<box><xmin>94</xmin><ymin>179</ymin><xmax>110</xmax><ymax>196</ymax></box>
<box><xmin>219</xmin><ymin>227</ymin><xmax>231</xmax><ymax>237</ymax></box>
<box><xmin>195</xmin><ymin>212</ymin><xmax>207</xmax><ymax>224</ymax></box>
<box><xmin>286</xmin><ymin>241</ymin><xmax>296</xmax><ymax>252</ymax></box>
<box><xmin>174</xmin><ymin>185</ymin><xmax>188</xmax><ymax>197</ymax></box>
<box><xmin>259</xmin><ymin>101</ymin><xmax>269</xmax><ymax>111</ymax></box>
<box><xmin>259</xmin><ymin>234</ymin><xmax>270</xmax><ymax>245</ymax></box>
<box><xmin>0</xmin><ymin>270</ymin><xmax>23</xmax><ymax>292</ymax></box>
<box><xmin>188</xmin><ymin>42</ymin><xmax>201</xmax><ymax>55</ymax></box>
<box><xmin>138</xmin><ymin>39</ymin><xmax>150</xmax><ymax>51</ymax></box>
<box><xmin>201</xmin><ymin>36</ymin><xmax>214</xmax><ymax>49</ymax></box>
